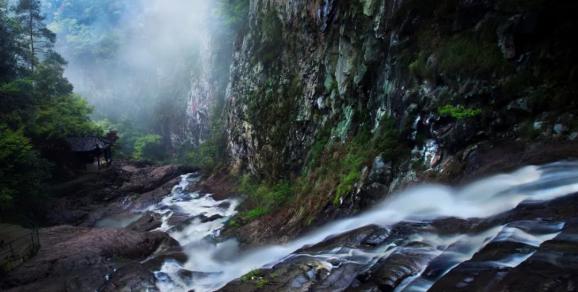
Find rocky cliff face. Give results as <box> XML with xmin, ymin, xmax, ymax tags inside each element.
<box><xmin>222</xmin><ymin>0</ymin><xmax>578</xmax><ymax>241</ymax></box>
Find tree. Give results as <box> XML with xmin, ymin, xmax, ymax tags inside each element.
<box><xmin>32</xmin><ymin>52</ymin><xmax>73</xmax><ymax>99</ymax></box>
<box><xmin>0</xmin><ymin>125</ymin><xmax>49</xmax><ymax>211</ymax></box>
<box><xmin>133</xmin><ymin>134</ymin><xmax>164</xmax><ymax>161</ymax></box>
<box><xmin>14</xmin><ymin>0</ymin><xmax>56</xmax><ymax>71</ymax></box>
<box><xmin>0</xmin><ymin>0</ymin><xmax>25</xmax><ymax>82</ymax></box>
<box><xmin>0</xmin><ymin>0</ymin><xmax>100</xmax><ymax>217</ymax></box>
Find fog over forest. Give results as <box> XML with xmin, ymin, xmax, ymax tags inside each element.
<box><xmin>41</xmin><ymin>0</ymin><xmax>228</xmax><ymax>159</ymax></box>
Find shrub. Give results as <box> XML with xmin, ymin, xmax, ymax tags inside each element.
<box><xmin>409</xmin><ymin>52</ymin><xmax>432</xmax><ymax>80</ymax></box>
<box><xmin>436</xmin><ymin>35</ymin><xmax>509</xmax><ymax>77</ymax></box>
<box><xmin>133</xmin><ymin>134</ymin><xmax>163</xmax><ymax>161</ymax></box>
<box><xmin>334</xmin><ymin>168</ymin><xmax>361</xmax><ymax>205</ymax></box>
<box><xmin>240</xmin><ymin>269</ymin><xmax>265</xmax><ymax>283</ymax></box>
<box><xmin>0</xmin><ymin>125</ymin><xmax>49</xmax><ymax>211</ymax></box>
<box><xmin>238</xmin><ymin>175</ymin><xmax>293</xmax><ymax>220</ymax></box>
<box><xmin>30</xmin><ymin>94</ymin><xmax>98</xmax><ymax>140</ymax></box>
<box><xmin>241</xmin><ymin>207</ymin><xmax>269</xmax><ymax>220</ymax></box>
<box><xmin>438</xmin><ymin>104</ymin><xmax>481</xmax><ymax>119</ymax></box>
<box><xmin>234</xmin><ymin>117</ymin><xmax>406</xmax><ymax>223</ymax></box>
<box><xmin>188</xmin><ymin>141</ymin><xmax>219</xmax><ymax>170</ymax></box>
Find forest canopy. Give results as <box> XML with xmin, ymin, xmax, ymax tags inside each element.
<box><xmin>0</xmin><ymin>0</ymin><xmax>99</xmax><ymax>214</ymax></box>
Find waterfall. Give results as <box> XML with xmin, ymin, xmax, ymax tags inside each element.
<box><xmin>151</xmin><ymin>161</ymin><xmax>578</xmax><ymax>291</ymax></box>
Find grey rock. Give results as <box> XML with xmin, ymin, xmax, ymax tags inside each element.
<box><xmin>127</xmin><ymin>212</ymin><xmax>162</xmax><ymax>232</ymax></box>
<box><xmin>369</xmin><ymin>155</ymin><xmax>392</xmax><ymax>184</ymax></box>
<box><xmin>554</xmin><ymin>123</ymin><xmax>568</xmax><ymax>135</ymax></box>
<box><xmin>507</xmin><ymin>98</ymin><xmax>530</xmax><ymax>113</ymax></box>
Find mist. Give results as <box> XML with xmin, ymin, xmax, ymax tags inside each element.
<box><xmin>42</xmin><ymin>0</ymin><xmax>229</xmax><ymax>158</ymax></box>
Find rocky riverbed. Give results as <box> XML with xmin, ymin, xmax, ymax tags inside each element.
<box><xmin>1</xmin><ymin>162</ymin><xmax>196</xmax><ymax>291</ymax></box>
<box><xmin>3</xmin><ymin>161</ymin><xmax>578</xmax><ymax>292</ymax></box>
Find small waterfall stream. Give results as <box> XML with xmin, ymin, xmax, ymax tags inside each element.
<box><xmin>150</xmin><ymin>162</ymin><xmax>578</xmax><ymax>291</ymax></box>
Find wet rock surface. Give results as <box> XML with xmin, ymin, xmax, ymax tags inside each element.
<box><xmin>1</xmin><ymin>226</ymin><xmax>177</xmax><ymax>291</ymax></box>
<box><xmin>127</xmin><ymin>211</ymin><xmax>163</xmax><ymax>232</ymax></box>
<box><xmin>220</xmin><ymin>190</ymin><xmax>578</xmax><ymax>292</ymax></box>
<box><xmin>100</xmin><ymin>263</ymin><xmax>160</xmax><ymax>292</ymax></box>
<box><xmin>0</xmin><ymin>162</ymin><xmax>194</xmax><ymax>291</ymax></box>
<box><xmin>43</xmin><ymin>161</ymin><xmax>196</xmax><ymax>227</ymax></box>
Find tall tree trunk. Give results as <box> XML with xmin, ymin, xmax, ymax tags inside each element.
<box><xmin>28</xmin><ymin>8</ymin><xmax>34</xmax><ymax>72</ymax></box>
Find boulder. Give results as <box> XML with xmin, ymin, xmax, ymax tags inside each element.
<box><xmin>127</xmin><ymin>212</ymin><xmax>163</xmax><ymax>232</ymax></box>
<box><xmin>100</xmin><ymin>263</ymin><xmax>159</xmax><ymax>292</ymax></box>
<box><xmin>119</xmin><ymin>165</ymin><xmax>196</xmax><ymax>194</ymax></box>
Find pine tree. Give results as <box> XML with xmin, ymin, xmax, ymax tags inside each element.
<box><xmin>14</xmin><ymin>0</ymin><xmax>56</xmax><ymax>72</ymax></box>
<box><xmin>0</xmin><ymin>0</ymin><xmax>24</xmax><ymax>81</ymax></box>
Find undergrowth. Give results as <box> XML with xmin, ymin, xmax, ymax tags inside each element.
<box><xmin>232</xmin><ymin>117</ymin><xmax>406</xmax><ymax>225</ymax></box>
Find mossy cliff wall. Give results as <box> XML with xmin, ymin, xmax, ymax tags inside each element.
<box><xmin>222</xmin><ymin>0</ymin><xmax>578</xmax><ymax>241</ymax></box>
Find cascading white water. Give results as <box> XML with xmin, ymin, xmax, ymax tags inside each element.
<box><xmin>151</xmin><ymin>161</ymin><xmax>578</xmax><ymax>291</ymax></box>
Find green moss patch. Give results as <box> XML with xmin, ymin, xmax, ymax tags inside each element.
<box><xmin>438</xmin><ymin>104</ymin><xmax>481</xmax><ymax>120</ymax></box>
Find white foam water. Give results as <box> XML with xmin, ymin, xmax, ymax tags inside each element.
<box><xmin>152</xmin><ymin>161</ymin><xmax>578</xmax><ymax>291</ymax></box>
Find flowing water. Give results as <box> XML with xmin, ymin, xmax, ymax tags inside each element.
<box><xmin>149</xmin><ymin>161</ymin><xmax>578</xmax><ymax>291</ymax></box>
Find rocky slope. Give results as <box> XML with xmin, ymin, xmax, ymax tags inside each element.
<box><xmin>221</xmin><ymin>0</ymin><xmax>578</xmax><ymax>244</ymax></box>
<box><xmin>0</xmin><ymin>162</ymin><xmax>194</xmax><ymax>291</ymax></box>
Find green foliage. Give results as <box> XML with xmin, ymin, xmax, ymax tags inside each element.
<box><xmin>334</xmin><ymin>168</ymin><xmax>361</xmax><ymax>205</ymax></box>
<box><xmin>0</xmin><ymin>2</ymin><xmax>25</xmax><ymax>82</ymax></box>
<box><xmin>92</xmin><ymin>118</ymin><xmax>138</xmax><ymax>159</ymax></box>
<box><xmin>188</xmin><ymin>142</ymin><xmax>219</xmax><ymax>170</ymax></box>
<box><xmin>409</xmin><ymin>52</ymin><xmax>432</xmax><ymax>80</ymax></box>
<box><xmin>323</xmin><ymin>74</ymin><xmax>338</xmax><ymax>93</ymax></box>
<box><xmin>187</xmin><ymin>101</ymin><xmax>228</xmax><ymax>171</ymax></box>
<box><xmin>238</xmin><ymin>175</ymin><xmax>293</xmax><ymax>220</ymax></box>
<box><xmin>42</xmin><ymin>0</ymin><xmax>205</xmax><ymax>163</ymax></box>
<box><xmin>244</xmin><ymin>76</ymin><xmax>299</xmax><ymax>178</ymax></box>
<box><xmin>436</xmin><ymin>35</ymin><xmax>509</xmax><ymax>78</ymax></box>
<box><xmin>32</xmin><ymin>53</ymin><xmax>74</xmax><ymax>97</ymax></box>
<box><xmin>373</xmin><ymin>118</ymin><xmax>406</xmax><ymax>160</ymax></box>
<box><xmin>300</xmin><ymin>118</ymin><xmax>406</xmax><ymax>207</ymax></box>
<box><xmin>15</xmin><ymin>0</ymin><xmax>57</xmax><ymax>71</ymax></box>
<box><xmin>239</xmin><ymin>269</ymin><xmax>269</xmax><ymax>287</ymax></box>
<box><xmin>216</xmin><ymin>0</ymin><xmax>250</xmax><ymax>29</ymax></box>
<box><xmin>0</xmin><ymin>0</ymin><xmax>101</xmax><ymax>219</ymax></box>
<box><xmin>0</xmin><ymin>79</ymin><xmax>35</xmax><ymax>127</ymax></box>
<box><xmin>256</xmin><ymin>277</ymin><xmax>269</xmax><ymax>288</ymax></box>
<box><xmin>44</xmin><ymin>0</ymin><xmax>126</xmax><ymax>60</ymax></box>
<box><xmin>226</xmin><ymin>218</ymin><xmax>241</xmax><ymax>228</ymax></box>
<box><xmin>305</xmin><ymin>125</ymin><xmax>331</xmax><ymax>172</ymax></box>
<box><xmin>230</xmin><ymin>117</ymin><xmax>406</xmax><ymax>226</ymax></box>
<box><xmin>0</xmin><ymin>125</ymin><xmax>49</xmax><ymax>210</ymax></box>
<box><xmin>257</xmin><ymin>8</ymin><xmax>284</xmax><ymax>66</ymax></box>
<box><xmin>0</xmin><ymin>78</ymin><xmax>34</xmax><ymax>96</ymax></box>
<box><xmin>240</xmin><ymin>269</ymin><xmax>265</xmax><ymax>282</ymax></box>
<box><xmin>133</xmin><ymin>134</ymin><xmax>163</xmax><ymax>161</ymax></box>
<box><xmin>241</xmin><ymin>207</ymin><xmax>269</xmax><ymax>221</ymax></box>
<box><xmin>29</xmin><ymin>94</ymin><xmax>97</xmax><ymax>139</ymax></box>
<box><xmin>331</xmin><ymin>132</ymin><xmax>371</xmax><ymax>205</ymax></box>
<box><xmin>438</xmin><ymin>104</ymin><xmax>482</xmax><ymax>120</ymax></box>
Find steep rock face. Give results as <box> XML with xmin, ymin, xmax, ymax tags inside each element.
<box><xmin>226</xmin><ymin>0</ymin><xmax>578</xmax><ymax>173</ymax></box>
<box><xmin>223</xmin><ymin>0</ymin><xmax>578</xmax><ymax>241</ymax></box>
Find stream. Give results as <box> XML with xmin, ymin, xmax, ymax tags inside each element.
<box><xmin>147</xmin><ymin>161</ymin><xmax>578</xmax><ymax>291</ymax></box>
